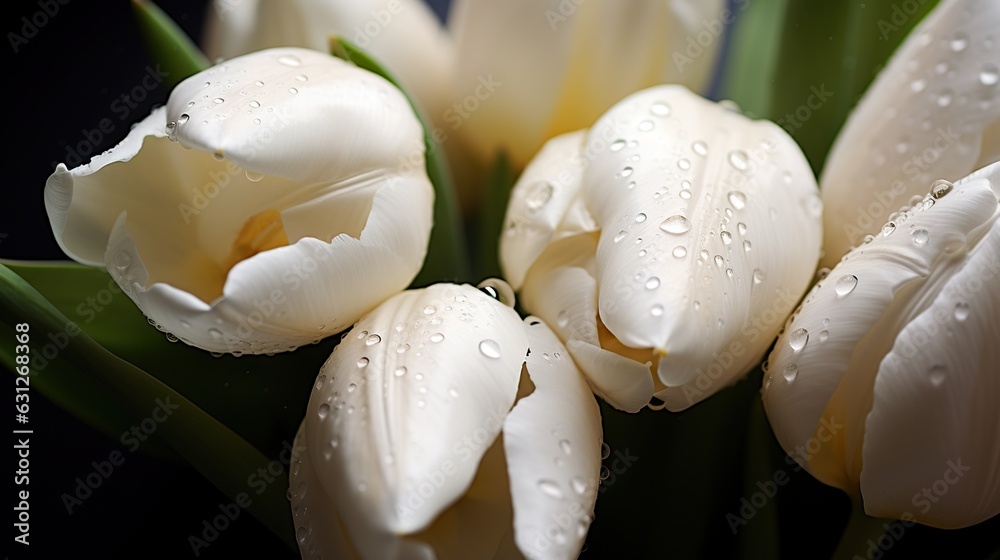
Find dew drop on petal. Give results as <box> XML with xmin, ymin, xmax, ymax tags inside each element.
<box><xmin>692</xmin><ymin>140</ymin><xmax>708</xmax><ymax>156</ymax></box>
<box><xmin>788</xmin><ymin>328</ymin><xmax>809</xmax><ymax>352</ymax></box>
<box><xmin>782</xmin><ymin>363</ymin><xmax>799</xmax><ymax>382</ymax></box>
<box><xmin>728</xmin><ymin>150</ymin><xmax>749</xmax><ymax>171</ymax></box>
<box><xmin>834</xmin><ymin>274</ymin><xmax>858</xmax><ymax>298</ymax></box>
<box><xmin>753</xmin><ymin>268</ymin><xmax>766</xmax><ymax>284</ymax></box>
<box><xmin>645</xmin><ymin>276</ymin><xmax>660</xmax><ymax>290</ymax></box>
<box><xmin>479</xmin><ymin>339</ymin><xmax>501</xmax><ymax>359</ymax></box>
<box><xmin>614</xmin><ymin>230</ymin><xmax>628</xmax><ymax>243</ymax></box>
<box><xmin>928</xmin><ymin>365</ymin><xmax>947</xmax><ymax>386</ymax></box>
<box><xmin>980</xmin><ymin>63</ymin><xmax>1000</xmax><ymax>86</ymax></box>
<box><xmin>727</xmin><ymin>191</ymin><xmax>747</xmax><ymax>210</ymax></box>
<box><xmin>659</xmin><ymin>215</ymin><xmax>691</xmax><ymax>234</ymax></box>
<box><xmin>650</xmin><ymin>102</ymin><xmax>670</xmax><ymax>116</ymax></box>
<box><xmin>430</xmin><ymin>332</ymin><xmax>445</xmax><ymax>343</ymax></box>
<box><xmin>912</xmin><ymin>228</ymin><xmax>929</xmax><ymax>246</ymax></box>
<box><xmin>651</xmin><ymin>304</ymin><xmax>664</xmax><ymax>317</ymax></box>
<box><xmin>317</xmin><ymin>403</ymin><xmax>330</xmax><ymax>420</ymax></box>
<box><xmin>394</xmin><ymin>366</ymin><xmax>407</xmax><ymax>377</ymax></box>
<box><xmin>366</xmin><ymin>334</ymin><xmax>381</xmax><ymax>345</ymax></box>
<box><xmin>672</xmin><ymin>246</ymin><xmax>687</xmax><ymax>258</ymax></box>
<box><xmin>538</xmin><ymin>480</ymin><xmax>564</xmax><ymax>499</ymax></box>
<box><xmin>357</xmin><ymin>357</ymin><xmax>369</xmax><ymax>368</ymax></box>
<box><xmin>610</xmin><ymin>139</ymin><xmax>626</xmax><ymax>152</ymax></box>
<box><xmin>635</xmin><ymin>213</ymin><xmax>647</xmax><ymax>223</ymax></box>
<box><xmin>954</xmin><ymin>302</ymin><xmax>970</xmax><ymax>321</ymax></box>
<box><xmin>932</xmin><ymin>179</ymin><xmax>954</xmax><ymax>199</ymax></box>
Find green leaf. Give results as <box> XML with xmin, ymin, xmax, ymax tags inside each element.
<box><xmin>723</xmin><ymin>0</ymin><xmax>940</xmax><ymax>174</ymax></box>
<box><xmin>2</xmin><ymin>261</ymin><xmax>328</xmax><ymax>458</ymax></box>
<box><xmin>330</xmin><ymin>36</ymin><xmax>471</xmax><ymax>286</ymax></box>
<box><xmin>473</xmin><ymin>152</ymin><xmax>517</xmax><ymax>281</ymax></box>
<box><xmin>0</xmin><ymin>262</ymin><xmax>295</xmax><ymax>549</ymax></box>
<box><xmin>131</xmin><ymin>0</ymin><xmax>210</xmax><ymax>88</ymax></box>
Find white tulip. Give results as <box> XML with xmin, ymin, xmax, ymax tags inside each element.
<box><xmin>203</xmin><ymin>0</ymin><xmax>454</xmax><ymax>125</ymax></box>
<box><xmin>204</xmin><ymin>0</ymin><xmax>726</xmax><ymax>169</ymax></box>
<box><xmin>500</xmin><ymin>85</ymin><xmax>823</xmax><ymax>412</ymax></box>
<box><xmin>289</xmin><ymin>282</ymin><xmax>604</xmax><ymax>560</ymax></box>
<box><xmin>44</xmin><ymin>48</ymin><xmax>434</xmax><ymax>355</ymax></box>
<box><xmin>820</xmin><ymin>0</ymin><xmax>1000</xmax><ymax>268</ymax></box>
<box><xmin>763</xmin><ymin>162</ymin><xmax>1000</xmax><ymax>529</ymax></box>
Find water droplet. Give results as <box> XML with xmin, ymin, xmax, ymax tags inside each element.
<box><xmin>244</xmin><ymin>169</ymin><xmax>265</xmax><ymax>182</ymax></box>
<box><xmin>288</xmin><ymin>87</ymin><xmax>299</xmax><ymax>94</ymax></box>
<box><xmin>538</xmin><ymin>479</ymin><xmax>564</xmax><ymax>499</ymax></box>
<box><xmin>659</xmin><ymin>215</ymin><xmax>691</xmax><ymax>234</ymax></box>
<box><xmin>600</xmin><ymin>442</ymin><xmax>611</xmax><ymax>459</ymax></box>
<box><xmin>672</xmin><ymin>245</ymin><xmax>687</xmax><ymax>258</ymax></box>
<box><xmin>296</xmin><ymin>73</ymin><xmax>309</xmax><ymax>82</ymax></box>
<box><xmin>932</xmin><ymin>179</ymin><xmax>954</xmax><ymax>198</ymax></box>
<box><xmin>782</xmin><ymin>363</ymin><xmax>799</xmax><ymax>382</ymax></box>
<box><xmin>834</xmin><ymin>274</ymin><xmax>858</xmax><ymax>297</ymax></box>
<box><xmin>678</xmin><ymin>158</ymin><xmax>691</xmax><ymax>170</ymax></box>
<box><xmin>430</xmin><ymin>332</ymin><xmax>445</xmax><ymax>343</ymax></box>
<box><xmin>753</xmin><ymin>268</ymin><xmax>766</xmax><ymax>284</ymax></box>
<box><xmin>954</xmin><ymin>302</ymin><xmax>970</xmax><ymax>321</ymax></box>
<box><xmin>610</xmin><ymin>139</ymin><xmax>626</xmax><ymax>152</ymax></box>
<box><xmin>882</xmin><ymin>222</ymin><xmax>897</xmax><ymax>237</ymax></box>
<box><xmin>743</xmin><ymin>240</ymin><xmax>752</xmax><ymax>252</ymax></box>
<box><xmin>365</xmin><ymin>334</ymin><xmax>381</xmax><ymax>345</ymax></box>
<box><xmin>680</xmin><ymin>188</ymin><xmax>692</xmax><ymax>199</ymax></box>
<box><xmin>949</xmin><ymin>32</ymin><xmax>968</xmax><ymax>52</ymax></box>
<box><xmin>177</xmin><ymin>113</ymin><xmax>190</xmax><ymax>125</ymax></box>
<box><xmin>650</xmin><ymin>101</ymin><xmax>671</xmax><ymax>116</ymax></box>
<box><xmin>911</xmin><ymin>228</ymin><xmax>929</xmax><ymax>246</ymax></box>
<box><xmin>910</xmin><ymin>78</ymin><xmax>927</xmax><ymax>93</ymax></box>
<box><xmin>728</xmin><ymin>150</ymin><xmax>749</xmax><ymax>171</ymax></box>
<box><xmin>937</xmin><ymin>89</ymin><xmax>954</xmax><ymax>107</ymax></box>
<box><xmin>788</xmin><ymin>328</ymin><xmax>809</xmax><ymax>352</ymax></box>
<box><xmin>253</xmin><ymin>118</ymin><xmax>261</xmax><ymax>125</ymax></box>
<box><xmin>317</xmin><ymin>403</ymin><xmax>330</xmax><ymax>420</ymax></box>
<box><xmin>738</xmin><ymin>222</ymin><xmax>748</xmax><ymax>235</ymax></box>
<box><xmin>525</xmin><ymin>181</ymin><xmax>554</xmax><ymax>211</ymax></box>
<box><xmin>571</xmin><ymin>476</ymin><xmax>587</xmax><ymax>495</ymax></box>
<box><xmin>614</xmin><ymin>230</ymin><xmax>628</xmax><ymax>243</ymax></box>
<box><xmin>113</xmin><ymin>250</ymin><xmax>131</xmax><ymax>269</ymax></box>
<box><xmin>394</xmin><ymin>366</ymin><xmax>407</xmax><ymax>377</ymax></box>
<box><xmin>721</xmin><ymin>231</ymin><xmax>733</xmax><ymax>245</ymax></box>
<box><xmin>212</xmin><ymin>97</ymin><xmax>225</xmax><ymax>105</ymax></box>
<box><xmin>479</xmin><ymin>339</ymin><xmax>501</xmax><ymax>359</ymax></box>
<box><xmin>423</xmin><ymin>305</ymin><xmax>437</xmax><ymax>315</ymax></box>
<box><xmin>980</xmin><ymin>63</ymin><xmax>1000</xmax><ymax>86</ymax></box>
<box><xmin>714</xmin><ymin>255</ymin><xmax>725</xmax><ymax>267</ymax></box>
<box><xmin>621</xmin><ymin>166</ymin><xmax>634</xmax><ymax>178</ymax></box>
<box><xmin>600</xmin><ymin>466</ymin><xmax>611</xmax><ymax>481</ymax></box>
<box><xmin>638</xmin><ymin>120</ymin><xmax>654</xmax><ymax>132</ymax></box>
<box><xmin>728</xmin><ymin>191</ymin><xmax>747</xmax><ymax>210</ymax></box>
<box><xmin>928</xmin><ymin>365</ymin><xmax>947</xmax><ymax>386</ymax></box>
<box><xmin>347</xmin><ymin>382</ymin><xmax>357</xmax><ymax>393</ymax></box>
<box><xmin>692</xmin><ymin>141</ymin><xmax>708</xmax><ymax>156</ymax></box>
<box><xmin>634</xmin><ymin>213</ymin><xmax>646</xmax><ymax>223</ymax></box>
<box><xmin>296</xmin><ymin>526</ymin><xmax>308</xmax><ymax>544</ymax></box>
<box><xmin>212</xmin><ymin>150</ymin><xmax>224</xmax><ymax>161</ymax></box>
<box><xmin>645</xmin><ymin>276</ymin><xmax>660</xmax><ymax>290</ymax></box>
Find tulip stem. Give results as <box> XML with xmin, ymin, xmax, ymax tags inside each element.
<box><xmin>830</xmin><ymin>501</ymin><xmax>891</xmax><ymax>560</ymax></box>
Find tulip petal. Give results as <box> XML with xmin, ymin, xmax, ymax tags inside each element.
<box><xmin>519</xmin><ymin>234</ymin><xmax>654</xmax><ymax>412</ymax></box>
<box><xmin>45</xmin><ymin>49</ymin><xmax>434</xmax><ymax>354</ymax></box>
<box><xmin>289</xmin><ymin>424</ymin><xmax>363</xmax><ymax>559</ymax></box>
<box><xmin>304</xmin><ymin>284</ymin><xmax>527</xmax><ymax>539</ymax></box>
<box><xmin>500</xmin><ymin>130</ymin><xmax>594</xmax><ymax>290</ymax></box>
<box><xmin>859</xmin><ymin>183</ymin><xmax>1000</xmax><ymax>529</ymax></box>
<box><xmin>203</xmin><ymin>0</ymin><xmax>453</xmax><ymax>124</ymax></box>
<box><xmin>504</xmin><ymin>318</ymin><xmax>602</xmax><ymax>560</ymax></box>
<box><xmin>582</xmin><ymin>85</ymin><xmax>821</xmax><ymax>406</ymax></box>
<box><xmin>449</xmin><ymin>0</ymin><xmax>725</xmax><ymax>166</ymax></box>
<box><xmin>763</xmin><ymin>166</ymin><xmax>1000</xmax><ymax>492</ymax></box>
<box><xmin>820</xmin><ymin>0</ymin><xmax>1000</xmax><ymax>266</ymax></box>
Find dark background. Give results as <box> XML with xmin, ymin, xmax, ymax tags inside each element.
<box><xmin>3</xmin><ymin>1</ymin><xmax>999</xmax><ymax>559</ymax></box>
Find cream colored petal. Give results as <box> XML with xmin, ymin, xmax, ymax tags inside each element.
<box><xmin>304</xmin><ymin>284</ymin><xmax>527</xmax><ymax>540</ymax></box>
<box><xmin>500</xmin><ymin>130</ymin><xmax>592</xmax><ymax>290</ymax></box>
<box><xmin>519</xmin><ymin>234</ymin><xmax>654</xmax><ymax>412</ymax></box>
<box><xmin>203</xmin><ymin>0</ymin><xmax>453</xmax><ymax>123</ymax></box>
<box><xmin>820</xmin><ymin>0</ymin><xmax>1000</xmax><ymax>267</ymax></box>
<box><xmin>763</xmin><ymin>166</ymin><xmax>999</xmax><ymax>493</ymax></box>
<box><xmin>504</xmin><ymin>319</ymin><xmax>601</xmax><ymax>560</ymax></box>
<box><xmin>581</xmin><ymin>85</ymin><xmax>821</xmax><ymax>408</ymax></box>
<box><xmin>449</xmin><ymin>0</ymin><xmax>725</xmax><ymax>167</ymax></box>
